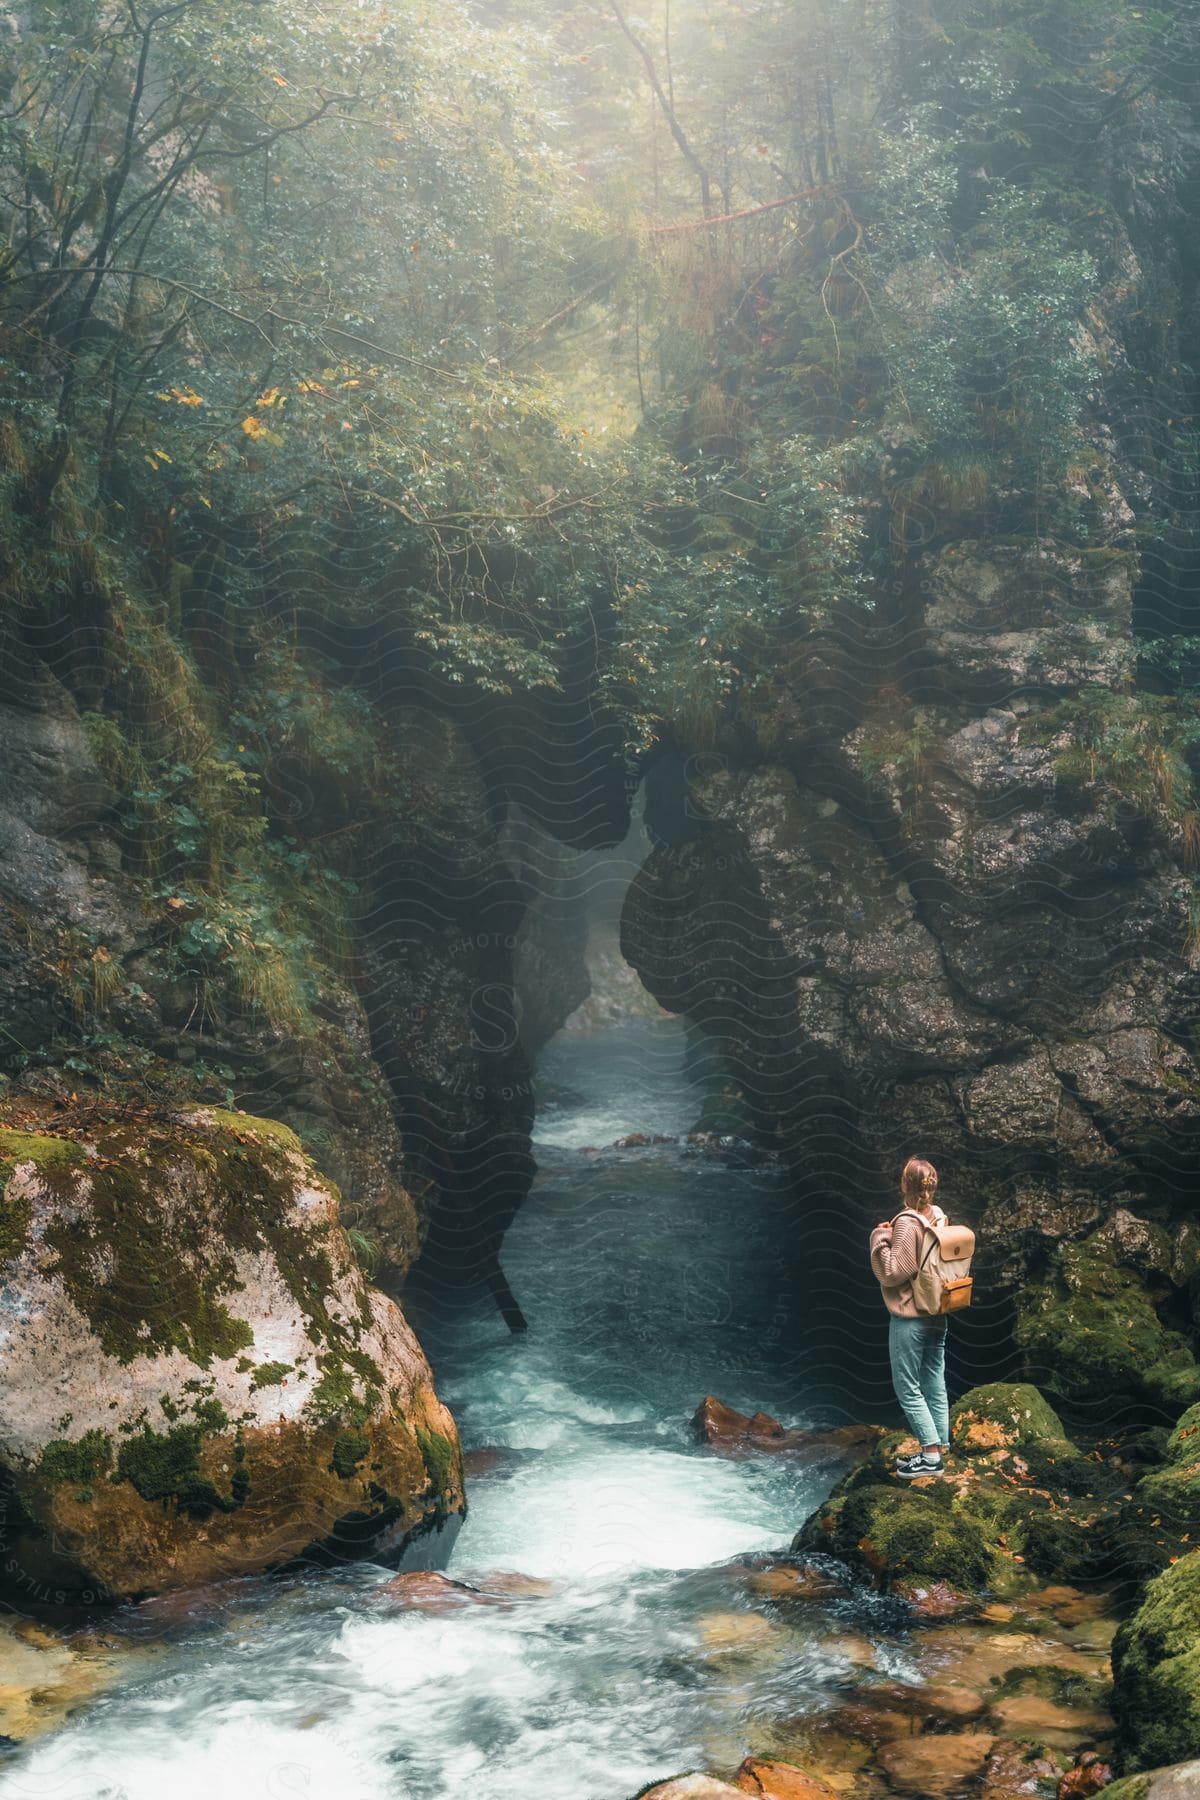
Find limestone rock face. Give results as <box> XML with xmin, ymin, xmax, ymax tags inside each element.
<box><xmin>621</xmin><ymin>529</ymin><xmax>1200</xmax><ymax>1412</ymax></box>
<box><xmin>0</xmin><ymin>1110</ymin><xmax>462</xmax><ymax>1601</ymax></box>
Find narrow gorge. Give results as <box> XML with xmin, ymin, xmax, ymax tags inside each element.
<box><xmin>0</xmin><ymin>0</ymin><xmax>1199</xmax><ymax>1795</ymax></box>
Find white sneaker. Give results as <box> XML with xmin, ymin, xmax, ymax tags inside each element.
<box><xmin>896</xmin><ymin>1451</ymin><xmax>944</xmax><ymax>1479</ymax></box>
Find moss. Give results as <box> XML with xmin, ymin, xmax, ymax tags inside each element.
<box><xmin>950</xmin><ymin>1381</ymin><xmax>1068</xmax><ymax>1452</ymax></box>
<box><xmin>37</xmin><ymin>1430</ymin><xmax>113</xmax><ymax>1487</ymax></box>
<box><xmin>251</xmin><ymin>1361</ymin><xmax>292</xmax><ymax>1390</ymax></box>
<box><xmin>416</xmin><ymin>1427</ymin><xmax>458</xmax><ymax>1497</ymax></box>
<box><xmin>113</xmin><ymin>1422</ymin><xmax>243</xmax><ymax>1521</ymax></box>
<box><xmin>330</xmin><ymin>1431</ymin><xmax>370</xmax><ymax>1480</ymax></box>
<box><xmin>202</xmin><ymin>1110</ymin><xmax>303</xmax><ymax>1156</ymax></box>
<box><xmin>306</xmin><ymin>1353</ymin><xmax>381</xmax><ymax>1426</ymax></box>
<box><xmin>808</xmin><ymin>1478</ymin><xmax>995</xmax><ymax>1591</ymax></box>
<box><xmin>1097</xmin><ymin>1778</ymin><xmax>1155</xmax><ymax>1800</ymax></box>
<box><xmin>1015</xmin><ymin>1235</ymin><xmax>1200</xmax><ymax>1409</ymax></box>
<box><xmin>1113</xmin><ymin>1549</ymin><xmax>1200</xmax><ymax>1771</ymax></box>
<box><xmin>0</xmin><ymin>1128</ymin><xmax>86</xmax><ymax>1264</ymax></box>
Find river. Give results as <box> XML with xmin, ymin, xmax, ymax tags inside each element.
<box><xmin>6</xmin><ymin>1018</ymin><xmax>916</xmax><ymax>1800</ymax></box>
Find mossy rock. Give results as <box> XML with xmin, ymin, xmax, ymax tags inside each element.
<box><xmin>795</xmin><ymin>1471</ymin><xmax>995</xmax><ymax>1592</ymax></box>
<box><xmin>1102</xmin><ymin>1764</ymin><xmax>1200</xmax><ymax>1800</ymax></box>
<box><xmin>950</xmin><ymin>1382</ymin><xmax>1069</xmax><ymax>1453</ymax></box>
<box><xmin>1112</xmin><ymin>1550</ymin><xmax>1200</xmax><ymax>1771</ymax></box>
<box><xmin>1115</xmin><ymin>1414</ymin><xmax>1200</xmax><ymax>1578</ymax></box>
<box><xmin>1015</xmin><ymin>1233</ymin><xmax>1200</xmax><ymax>1412</ymax></box>
<box><xmin>0</xmin><ymin>1107</ymin><xmax>463</xmax><ymax>1599</ymax></box>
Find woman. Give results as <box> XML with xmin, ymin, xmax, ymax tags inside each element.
<box><xmin>870</xmin><ymin>1157</ymin><xmax>950</xmax><ymax>1479</ymax></box>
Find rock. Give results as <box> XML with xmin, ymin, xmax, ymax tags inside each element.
<box><xmin>1023</xmin><ymin>1586</ymin><xmax>1114</xmax><ymax>1628</ymax></box>
<box><xmin>691</xmin><ymin>1398</ymin><xmax>880</xmax><ymax>1461</ymax></box>
<box><xmin>633</xmin><ymin>1780</ymin><xmax>748</xmax><ymax>1800</ymax></box>
<box><xmin>1057</xmin><ymin>1752</ymin><xmax>1115</xmax><ymax>1798</ymax></box>
<box><xmin>892</xmin><ymin>1577</ymin><xmax>978</xmax><ymax>1618</ymax></box>
<box><xmin>987</xmin><ymin>1693</ymin><xmax>1113</xmax><ymax>1749</ymax></box>
<box><xmin>1101</xmin><ymin>1763</ymin><xmax>1200</xmax><ymax>1800</ymax></box>
<box><xmin>697</xmin><ymin>1611</ymin><xmax>787</xmax><ymax>1658</ymax></box>
<box><xmin>1111</xmin><ymin>1549</ymin><xmax>1200</xmax><ymax>1772</ymax></box>
<box><xmin>983</xmin><ymin>1740</ymin><xmax>1068</xmax><ymax>1799</ymax></box>
<box><xmin>1015</xmin><ymin>1231</ymin><xmax>1200</xmax><ymax>1414</ymax></box>
<box><xmin>794</xmin><ymin>1460</ymin><xmax>996</xmax><ymax>1593</ymax></box>
<box><xmin>372</xmin><ymin>1567</ymin><xmax>557</xmax><ymax>1611</ymax></box>
<box><xmin>0</xmin><ymin>1616</ymin><xmax>131</xmax><ymax>1743</ymax></box>
<box><xmin>1112</xmin><ymin>1403</ymin><xmax>1200</xmax><ymax>1578</ymax></box>
<box><xmin>870</xmin><ymin>1682</ymin><xmax>988</xmax><ymax>1724</ymax></box>
<box><xmin>950</xmin><ymin>1383</ymin><xmax>1070</xmax><ymax>1454</ymax></box>
<box><xmin>744</xmin><ymin>1562</ymin><xmax>849</xmax><ymax>1603</ymax></box>
<box><xmin>732</xmin><ymin>1758</ymin><xmax>843</xmax><ymax>1799</ymax></box>
<box><xmin>875</xmin><ymin>1732</ymin><xmax>997</xmax><ymax>1797</ymax></box>
<box><xmin>0</xmin><ymin>1110</ymin><xmax>462</xmax><ymax>1600</ymax></box>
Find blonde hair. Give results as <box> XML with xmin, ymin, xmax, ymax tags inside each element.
<box><xmin>901</xmin><ymin>1157</ymin><xmax>939</xmax><ymax>1208</ymax></box>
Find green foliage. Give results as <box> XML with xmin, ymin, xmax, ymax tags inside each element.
<box><xmin>1028</xmin><ymin>687</ymin><xmax>1200</xmax><ymax>842</ymax></box>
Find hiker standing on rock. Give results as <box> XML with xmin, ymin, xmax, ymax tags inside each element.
<box><xmin>871</xmin><ymin>1157</ymin><xmax>951</xmax><ymax>1480</ymax></box>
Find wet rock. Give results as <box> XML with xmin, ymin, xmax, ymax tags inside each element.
<box><xmin>633</xmin><ymin>1780</ymin><xmax>748</xmax><ymax>1799</ymax></box>
<box><xmin>374</xmin><ymin>1568</ymin><xmax>554</xmax><ymax>1611</ymax></box>
<box><xmin>732</xmin><ymin>1757</ymin><xmax>843</xmax><ymax>1799</ymax></box>
<box><xmin>1102</xmin><ymin>1762</ymin><xmax>1200</xmax><ymax>1799</ymax></box>
<box><xmin>982</xmin><ymin>1739</ymin><xmax>1068</xmax><ymax>1800</ymax></box>
<box><xmin>1056</xmin><ymin>1751</ymin><xmax>1115</xmax><ymax>1799</ymax></box>
<box><xmin>869</xmin><ymin>1682</ymin><xmax>988</xmax><ymax>1725</ymax></box>
<box><xmin>743</xmin><ymin>1561</ymin><xmax>849</xmax><ymax>1604</ymax></box>
<box><xmin>691</xmin><ymin>1397</ymin><xmax>881</xmax><ymax>1461</ymax></box>
<box><xmin>697</xmin><ymin>1611</ymin><xmax>788</xmax><ymax>1660</ymax></box>
<box><xmin>987</xmin><ymin>1693</ymin><xmax>1113</xmax><ymax>1750</ymax></box>
<box><xmin>0</xmin><ymin>1110</ymin><xmax>462</xmax><ymax>1601</ymax></box>
<box><xmin>0</xmin><ymin>1617</ymin><xmax>131</xmax><ymax>1743</ymax></box>
<box><xmin>892</xmin><ymin>1577</ymin><xmax>977</xmax><ymax>1619</ymax></box>
<box><xmin>1111</xmin><ymin>1549</ymin><xmax>1200</xmax><ymax>1772</ymax></box>
<box><xmin>875</xmin><ymin>1731</ymin><xmax>996</xmax><ymax>1796</ymax></box>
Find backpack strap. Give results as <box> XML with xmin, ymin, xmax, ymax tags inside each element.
<box><xmin>890</xmin><ymin>1208</ymin><xmax>941</xmax><ymax>1274</ymax></box>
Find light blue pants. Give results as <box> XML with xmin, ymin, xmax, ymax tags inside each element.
<box><xmin>888</xmin><ymin>1314</ymin><xmax>950</xmax><ymax>1447</ymax></box>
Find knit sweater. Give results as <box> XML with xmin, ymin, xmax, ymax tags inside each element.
<box><xmin>870</xmin><ymin>1205</ymin><xmax>947</xmax><ymax>1318</ymax></box>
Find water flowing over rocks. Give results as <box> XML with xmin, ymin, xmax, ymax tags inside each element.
<box><xmin>0</xmin><ymin>1109</ymin><xmax>462</xmax><ymax>1600</ymax></box>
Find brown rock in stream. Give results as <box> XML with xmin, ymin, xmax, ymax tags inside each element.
<box><xmin>984</xmin><ymin>1740</ymin><xmax>1068</xmax><ymax>1800</ymax></box>
<box><xmin>876</xmin><ymin>1733</ymin><xmax>997</xmax><ymax>1797</ymax></box>
<box><xmin>374</xmin><ymin>1569</ymin><xmax>555</xmax><ymax>1611</ymax></box>
<box><xmin>988</xmin><ymin>1693</ymin><xmax>1113</xmax><ymax>1750</ymax></box>
<box><xmin>634</xmin><ymin>1781</ymin><xmax>748</xmax><ymax>1799</ymax></box>
<box><xmin>733</xmin><ymin>1756</ymin><xmax>843</xmax><ymax>1799</ymax></box>
<box><xmin>690</xmin><ymin>1397</ymin><xmax>881</xmax><ymax>1461</ymax></box>
<box><xmin>1056</xmin><ymin>1752</ymin><xmax>1115</xmax><ymax>1799</ymax></box>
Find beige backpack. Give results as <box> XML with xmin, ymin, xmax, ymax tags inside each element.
<box><xmin>893</xmin><ymin>1208</ymin><xmax>976</xmax><ymax>1314</ymax></box>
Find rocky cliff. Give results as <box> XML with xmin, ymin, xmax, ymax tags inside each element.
<box><xmin>623</xmin><ymin>521</ymin><xmax>1200</xmax><ymax>1422</ymax></box>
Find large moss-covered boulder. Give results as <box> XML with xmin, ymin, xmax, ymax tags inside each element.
<box><xmin>0</xmin><ymin>1109</ymin><xmax>463</xmax><ymax>1600</ymax></box>
<box><xmin>1111</xmin><ymin>1550</ymin><xmax>1200</xmax><ymax>1772</ymax></box>
<box><xmin>1016</xmin><ymin>1231</ymin><xmax>1200</xmax><ymax>1414</ymax></box>
<box><xmin>794</xmin><ymin>1384</ymin><xmax>1128</xmax><ymax>1597</ymax></box>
